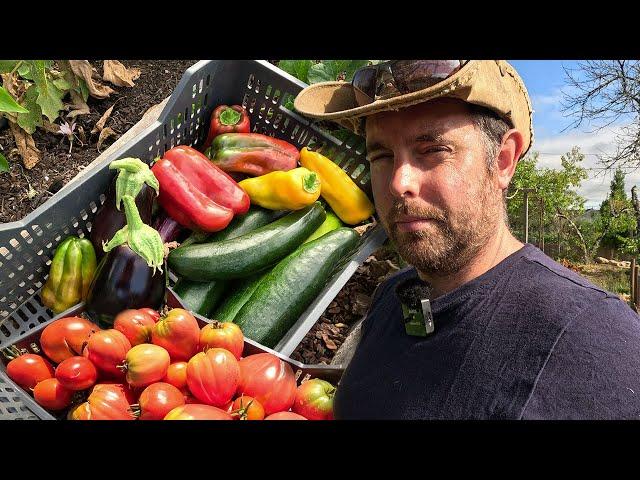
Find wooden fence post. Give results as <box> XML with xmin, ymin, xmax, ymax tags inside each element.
<box><xmin>635</xmin><ymin>264</ymin><xmax>640</xmax><ymax>310</ymax></box>
<box><xmin>631</xmin><ymin>258</ymin><xmax>637</xmax><ymax>306</ymax></box>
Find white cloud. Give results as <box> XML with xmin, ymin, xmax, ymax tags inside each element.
<box><xmin>530</xmin><ymin>124</ymin><xmax>640</xmax><ymax>208</ymax></box>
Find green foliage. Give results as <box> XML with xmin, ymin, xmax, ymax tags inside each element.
<box><xmin>0</xmin><ymin>152</ymin><xmax>8</xmax><ymax>173</ymax></box>
<box><xmin>0</xmin><ymin>86</ymin><xmax>29</xmax><ymax>113</ymax></box>
<box><xmin>278</xmin><ymin>60</ymin><xmax>314</xmax><ymax>84</ymax></box>
<box><xmin>599</xmin><ymin>168</ymin><xmax>636</xmax><ymax>251</ymax></box>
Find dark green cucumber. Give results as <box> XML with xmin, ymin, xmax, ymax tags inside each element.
<box><xmin>210</xmin><ymin>270</ymin><xmax>271</xmax><ymax>322</ymax></box>
<box><xmin>173</xmin><ymin>278</ymin><xmax>227</xmax><ymax>316</ymax></box>
<box><xmin>233</xmin><ymin>227</ymin><xmax>360</xmax><ymax>348</ymax></box>
<box><xmin>179</xmin><ymin>206</ymin><xmax>287</xmax><ymax>248</ymax></box>
<box><xmin>168</xmin><ymin>202</ymin><xmax>326</xmax><ymax>281</ymax></box>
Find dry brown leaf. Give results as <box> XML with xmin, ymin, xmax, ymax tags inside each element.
<box><xmin>91</xmin><ymin>105</ymin><xmax>114</xmax><ymax>134</ymax></box>
<box><xmin>97</xmin><ymin>127</ymin><xmax>117</xmax><ymax>152</ymax></box>
<box><xmin>67</xmin><ymin>60</ymin><xmax>115</xmax><ymax>99</ymax></box>
<box><xmin>41</xmin><ymin>120</ymin><xmax>60</xmax><ymax>134</ymax></box>
<box><xmin>66</xmin><ymin>90</ymin><xmax>90</xmax><ymax>118</ymax></box>
<box><xmin>102</xmin><ymin>60</ymin><xmax>141</xmax><ymax>88</ymax></box>
<box><xmin>10</xmin><ymin>122</ymin><xmax>40</xmax><ymax>169</ymax></box>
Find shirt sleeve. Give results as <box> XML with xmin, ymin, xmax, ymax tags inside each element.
<box><xmin>521</xmin><ymin>296</ymin><xmax>640</xmax><ymax>420</ymax></box>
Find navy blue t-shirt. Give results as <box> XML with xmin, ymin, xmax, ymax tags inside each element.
<box><xmin>334</xmin><ymin>244</ymin><xmax>640</xmax><ymax>419</ymax></box>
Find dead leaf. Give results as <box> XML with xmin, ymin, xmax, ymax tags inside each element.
<box><xmin>9</xmin><ymin>122</ymin><xmax>40</xmax><ymax>169</ymax></box>
<box><xmin>1</xmin><ymin>72</ymin><xmax>24</xmax><ymax>100</ymax></box>
<box><xmin>91</xmin><ymin>105</ymin><xmax>114</xmax><ymax>134</ymax></box>
<box><xmin>102</xmin><ymin>60</ymin><xmax>141</xmax><ymax>88</ymax></box>
<box><xmin>41</xmin><ymin>120</ymin><xmax>60</xmax><ymax>134</ymax></box>
<box><xmin>67</xmin><ymin>60</ymin><xmax>115</xmax><ymax>99</ymax></box>
<box><xmin>97</xmin><ymin>127</ymin><xmax>117</xmax><ymax>152</ymax></box>
<box><xmin>66</xmin><ymin>90</ymin><xmax>90</xmax><ymax>118</ymax></box>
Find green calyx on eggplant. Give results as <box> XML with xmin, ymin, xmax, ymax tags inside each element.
<box><xmin>85</xmin><ymin>195</ymin><xmax>167</xmax><ymax>329</ymax></box>
<box><xmin>90</xmin><ymin>158</ymin><xmax>159</xmax><ymax>261</ymax></box>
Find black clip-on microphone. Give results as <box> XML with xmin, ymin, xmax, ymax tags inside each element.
<box><xmin>395</xmin><ymin>277</ymin><xmax>435</xmax><ymax>337</ymax></box>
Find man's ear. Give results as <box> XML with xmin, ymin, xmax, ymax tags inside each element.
<box><xmin>495</xmin><ymin>129</ymin><xmax>525</xmax><ymax>190</ymax></box>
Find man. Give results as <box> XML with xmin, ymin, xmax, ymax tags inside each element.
<box><xmin>294</xmin><ymin>60</ymin><xmax>640</xmax><ymax>420</ymax></box>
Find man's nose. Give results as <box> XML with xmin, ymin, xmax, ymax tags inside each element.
<box><xmin>389</xmin><ymin>157</ymin><xmax>421</xmax><ymax>199</ymax></box>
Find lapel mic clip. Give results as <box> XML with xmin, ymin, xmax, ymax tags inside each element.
<box><xmin>395</xmin><ymin>277</ymin><xmax>435</xmax><ymax>337</ymax></box>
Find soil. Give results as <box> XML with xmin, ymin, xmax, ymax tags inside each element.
<box><xmin>0</xmin><ymin>60</ymin><xmax>197</xmax><ymax>223</ymax></box>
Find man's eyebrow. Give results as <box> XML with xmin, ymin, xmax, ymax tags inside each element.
<box><xmin>415</xmin><ymin>131</ymin><xmax>447</xmax><ymax>143</ymax></box>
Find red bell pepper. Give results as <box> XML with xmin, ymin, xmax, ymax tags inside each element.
<box><xmin>203</xmin><ymin>105</ymin><xmax>251</xmax><ymax>150</ymax></box>
<box><xmin>151</xmin><ymin>146</ymin><xmax>250</xmax><ymax>232</ymax></box>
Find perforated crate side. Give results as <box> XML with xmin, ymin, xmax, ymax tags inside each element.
<box><xmin>0</xmin><ymin>373</ymin><xmax>39</xmax><ymax>420</ymax></box>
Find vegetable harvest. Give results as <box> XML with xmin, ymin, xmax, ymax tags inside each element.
<box><xmin>203</xmin><ymin>105</ymin><xmax>250</xmax><ymax>150</ymax></box>
<box><xmin>238</xmin><ymin>167</ymin><xmax>321</xmax><ymax>211</ymax></box>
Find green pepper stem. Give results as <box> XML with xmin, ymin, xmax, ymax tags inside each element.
<box><xmin>219</xmin><ymin>108</ymin><xmax>242</xmax><ymax>126</ymax></box>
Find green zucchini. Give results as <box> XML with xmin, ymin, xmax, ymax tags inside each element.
<box><xmin>234</xmin><ymin>227</ymin><xmax>360</xmax><ymax>348</ymax></box>
<box><xmin>179</xmin><ymin>206</ymin><xmax>287</xmax><ymax>248</ymax></box>
<box><xmin>173</xmin><ymin>278</ymin><xmax>227</xmax><ymax>316</ymax></box>
<box><xmin>303</xmin><ymin>211</ymin><xmax>343</xmax><ymax>244</ymax></box>
<box><xmin>210</xmin><ymin>270</ymin><xmax>270</xmax><ymax>322</ymax></box>
<box><xmin>168</xmin><ymin>202</ymin><xmax>326</xmax><ymax>281</ymax></box>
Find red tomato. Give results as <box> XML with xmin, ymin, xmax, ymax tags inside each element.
<box><xmin>33</xmin><ymin>378</ymin><xmax>74</xmax><ymax>411</ymax></box>
<box><xmin>184</xmin><ymin>393</ymin><xmax>199</xmax><ymax>404</ymax></box>
<box><xmin>40</xmin><ymin>316</ymin><xmax>99</xmax><ymax>363</ymax></box>
<box><xmin>123</xmin><ymin>344</ymin><xmax>170</xmax><ymax>388</ymax></box>
<box><xmin>135</xmin><ymin>382</ymin><xmax>185</xmax><ymax>420</ymax></box>
<box><xmin>67</xmin><ymin>401</ymin><xmax>91</xmax><ymax>420</ymax></box>
<box><xmin>265</xmin><ymin>411</ymin><xmax>308</xmax><ymax>420</ymax></box>
<box><xmin>83</xmin><ymin>329</ymin><xmax>131</xmax><ymax>377</ymax></box>
<box><xmin>151</xmin><ymin>308</ymin><xmax>199</xmax><ymax>361</ymax></box>
<box><xmin>187</xmin><ymin>348</ymin><xmax>239</xmax><ymax>407</ymax></box>
<box><xmin>55</xmin><ymin>356</ymin><xmax>98</xmax><ymax>391</ymax></box>
<box><xmin>113</xmin><ymin>309</ymin><xmax>156</xmax><ymax>346</ymax></box>
<box><xmin>237</xmin><ymin>353</ymin><xmax>297</xmax><ymax>416</ymax></box>
<box><xmin>230</xmin><ymin>395</ymin><xmax>265</xmax><ymax>420</ymax></box>
<box><xmin>199</xmin><ymin>321</ymin><xmax>244</xmax><ymax>360</ymax></box>
<box><xmin>138</xmin><ymin>308</ymin><xmax>161</xmax><ymax>323</ymax></box>
<box><xmin>6</xmin><ymin>353</ymin><xmax>55</xmax><ymax>391</ymax></box>
<box><xmin>79</xmin><ymin>382</ymin><xmax>136</xmax><ymax>420</ymax></box>
<box><xmin>164</xmin><ymin>404</ymin><xmax>233</xmax><ymax>420</ymax></box>
<box><xmin>163</xmin><ymin>361</ymin><xmax>188</xmax><ymax>391</ymax></box>
<box><xmin>292</xmin><ymin>379</ymin><xmax>335</xmax><ymax>420</ymax></box>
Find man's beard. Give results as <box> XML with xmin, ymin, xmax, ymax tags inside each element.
<box><xmin>382</xmin><ymin>178</ymin><xmax>500</xmax><ymax>277</ymax></box>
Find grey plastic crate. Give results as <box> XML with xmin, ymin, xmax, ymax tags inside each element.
<box><xmin>0</xmin><ymin>288</ymin><xmax>345</xmax><ymax>420</ymax></box>
<box><xmin>0</xmin><ymin>60</ymin><xmax>386</xmax><ymax>418</ymax></box>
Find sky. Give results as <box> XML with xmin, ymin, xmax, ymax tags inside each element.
<box><xmin>509</xmin><ymin>60</ymin><xmax>636</xmax><ymax>209</ymax></box>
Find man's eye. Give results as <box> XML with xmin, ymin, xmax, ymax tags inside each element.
<box><xmin>419</xmin><ymin>146</ymin><xmax>449</xmax><ymax>155</ymax></box>
<box><xmin>368</xmin><ymin>154</ymin><xmax>392</xmax><ymax>163</ymax></box>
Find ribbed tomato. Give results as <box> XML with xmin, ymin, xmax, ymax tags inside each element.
<box><xmin>151</xmin><ymin>308</ymin><xmax>199</xmax><ymax>361</ymax></box>
<box><xmin>134</xmin><ymin>382</ymin><xmax>185</xmax><ymax>420</ymax></box>
<box><xmin>121</xmin><ymin>344</ymin><xmax>170</xmax><ymax>388</ymax></box>
<box><xmin>264</xmin><ymin>411</ymin><xmax>308</xmax><ymax>420</ymax></box>
<box><xmin>199</xmin><ymin>321</ymin><xmax>244</xmax><ymax>360</ymax></box>
<box><xmin>83</xmin><ymin>329</ymin><xmax>131</xmax><ymax>377</ymax></box>
<box><xmin>6</xmin><ymin>352</ymin><xmax>55</xmax><ymax>391</ymax></box>
<box><xmin>163</xmin><ymin>361</ymin><xmax>188</xmax><ymax>391</ymax></box>
<box><xmin>40</xmin><ymin>316</ymin><xmax>99</xmax><ymax>363</ymax></box>
<box><xmin>113</xmin><ymin>309</ymin><xmax>156</xmax><ymax>346</ymax></box>
<box><xmin>237</xmin><ymin>353</ymin><xmax>297</xmax><ymax>415</ymax></box>
<box><xmin>187</xmin><ymin>348</ymin><xmax>239</xmax><ymax>407</ymax></box>
<box><xmin>164</xmin><ymin>404</ymin><xmax>233</xmax><ymax>420</ymax></box>
<box><xmin>79</xmin><ymin>382</ymin><xmax>136</xmax><ymax>420</ymax></box>
<box><xmin>33</xmin><ymin>378</ymin><xmax>74</xmax><ymax>411</ymax></box>
<box><xmin>138</xmin><ymin>308</ymin><xmax>161</xmax><ymax>323</ymax></box>
<box><xmin>55</xmin><ymin>356</ymin><xmax>98</xmax><ymax>391</ymax></box>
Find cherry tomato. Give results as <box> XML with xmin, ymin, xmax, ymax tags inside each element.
<box><xmin>237</xmin><ymin>353</ymin><xmax>297</xmax><ymax>415</ymax></box>
<box><xmin>33</xmin><ymin>378</ymin><xmax>74</xmax><ymax>411</ymax></box>
<box><xmin>187</xmin><ymin>348</ymin><xmax>239</xmax><ymax>407</ymax></box>
<box><xmin>122</xmin><ymin>344</ymin><xmax>170</xmax><ymax>388</ymax></box>
<box><xmin>230</xmin><ymin>395</ymin><xmax>265</xmax><ymax>420</ymax></box>
<box><xmin>199</xmin><ymin>321</ymin><xmax>244</xmax><ymax>360</ymax></box>
<box><xmin>113</xmin><ymin>309</ymin><xmax>156</xmax><ymax>346</ymax></box>
<box><xmin>164</xmin><ymin>404</ymin><xmax>233</xmax><ymax>420</ymax></box>
<box><xmin>163</xmin><ymin>361</ymin><xmax>188</xmax><ymax>391</ymax></box>
<box><xmin>135</xmin><ymin>382</ymin><xmax>185</xmax><ymax>420</ymax></box>
<box><xmin>151</xmin><ymin>308</ymin><xmax>199</xmax><ymax>361</ymax></box>
<box><xmin>40</xmin><ymin>316</ymin><xmax>99</xmax><ymax>363</ymax></box>
<box><xmin>55</xmin><ymin>356</ymin><xmax>98</xmax><ymax>391</ymax></box>
<box><xmin>83</xmin><ymin>329</ymin><xmax>131</xmax><ymax>377</ymax></box>
<box><xmin>6</xmin><ymin>353</ymin><xmax>55</xmax><ymax>391</ymax></box>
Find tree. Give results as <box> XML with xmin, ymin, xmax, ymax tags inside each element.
<box><xmin>561</xmin><ymin>60</ymin><xmax>640</xmax><ymax>169</ymax></box>
<box><xmin>598</xmin><ymin>168</ymin><xmax>636</xmax><ymax>254</ymax></box>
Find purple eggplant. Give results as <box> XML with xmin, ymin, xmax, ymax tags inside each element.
<box><xmin>152</xmin><ymin>209</ymin><xmax>184</xmax><ymax>244</ymax></box>
<box><xmin>90</xmin><ymin>158</ymin><xmax>159</xmax><ymax>261</ymax></box>
<box><xmin>85</xmin><ymin>195</ymin><xmax>167</xmax><ymax>329</ymax></box>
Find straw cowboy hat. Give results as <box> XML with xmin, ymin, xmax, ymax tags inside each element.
<box><xmin>294</xmin><ymin>60</ymin><xmax>534</xmax><ymax>157</ymax></box>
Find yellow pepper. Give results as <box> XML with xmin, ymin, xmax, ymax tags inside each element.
<box><xmin>299</xmin><ymin>147</ymin><xmax>375</xmax><ymax>225</ymax></box>
<box><xmin>238</xmin><ymin>167</ymin><xmax>321</xmax><ymax>211</ymax></box>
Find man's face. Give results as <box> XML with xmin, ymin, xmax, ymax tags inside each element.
<box><xmin>366</xmin><ymin>98</ymin><xmax>504</xmax><ymax>276</ymax></box>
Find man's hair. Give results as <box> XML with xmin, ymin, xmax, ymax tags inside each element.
<box><xmin>467</xmin><ymin>104</ymin><xmax>511</xmax><ymax>172</ymax></box>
